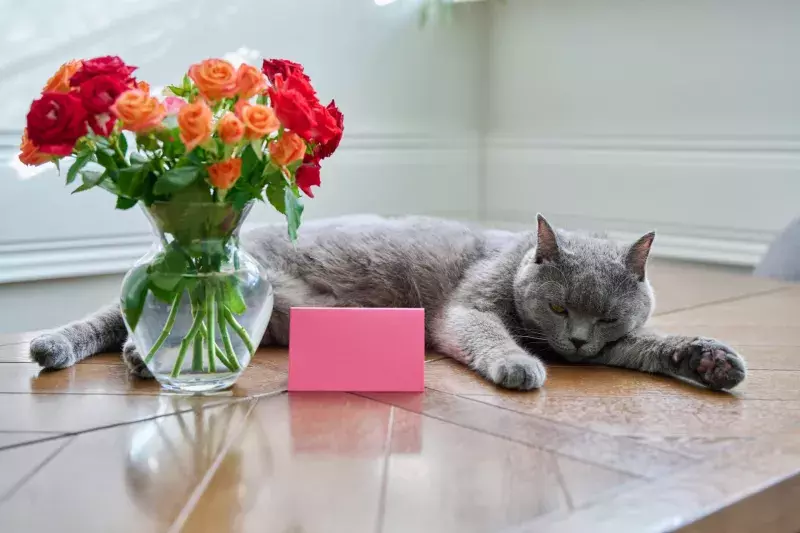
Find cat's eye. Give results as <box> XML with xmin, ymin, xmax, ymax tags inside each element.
<box><xmin>549</xmin><ymin>303</ymin><xmax>567</xmax><ymax>315</ymax></box>
<box><xmin>599</xmin><ymin>317</ymin><xmax>619</xmax><ymax>324</ymax></box>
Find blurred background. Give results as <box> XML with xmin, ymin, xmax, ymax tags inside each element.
<box><xmin>0</xmin><ymin>0</ymin><xmax>798</xmax><ymax>333</ymax></box>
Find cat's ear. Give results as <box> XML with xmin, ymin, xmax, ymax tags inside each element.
<box><xmin>535</xmin><ymin>214</ymin><xmax>560</xmax><ymax>264</ymax></box>
<box><xmin>625</xmin><ymin>231</ymin><xmax>655</xmax><ymax>281</ymax></box>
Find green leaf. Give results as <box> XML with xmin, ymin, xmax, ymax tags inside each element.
<box><xmin>287</xmin><ymin>159</ymin><xmax>303</xmax><ymax>175</ymax></box>
<box><xmin>121</xmin><ymin>265</ymin><xmax>149</xmax><ymax>331</ymax></box>
<box><xmin>117</xmin><ymin>134</ymin><xmax>128</xmax><ymax>157</ymax></box>
<box><xmin>130</xmin><ymin>152</ymin><xmax>149</xmax><ymax>165</ymax></box>
<box><xmin>153</xmin><ymin>166</ymin><xmax>200</xmax><ymax>195</ymax></box>
<box><xmin>115</xmin><ymin>196</ymin><xmax>138</xmax><ymax>210</ymax></box>
<box><xmin>266</xmin><ymin>180</ymin><xmax>287</xmax><ymax>214</ymax></box>
<box><xmin>95</xmin><ymin>149</ymin><xmax>117</xmax><ymax>171</ymax></box>
<box><xmin>53</xmin><ymin>159</ymin><xmax>61</xmax><ymax>174</ymax></box>
<box><xmin>147</xmin><ymin>280</ymin><xmax>176</xmax><ymax>304</ymax></box>
<box><xmin>167</xmin><ymin>84</ymin><xmax>188</xmax><ymax>97</ymax></box>
<box><xmin>72</xmin><ymin>170</ymin><xmax>106</xmax><ymax>193</ymax></box>
<box><xmin>241</xmin><ymin>144</ymin><xmax>260</xmax><ymax>180</ymax></box>
<box><xmin>148</xmin><ymin>245</ymin><xmax>190</xmax><ymax>294</ymax></box>
<box><xmin>149</xmin><ymin>272</ymin><xmax>183</xmax><ymax>293</ymax></box>
<box><xmin>284</xmin><ymin>187</ymin><xmax>304</xmax><ymax>242</ymax></box>
<box><xmin>250</xmin><ymin>139</ymin><xmax>264</xmax><ymax>160</ymax></box>
<box><xmin>227</xmin><ymin>188</ymin><xmax>254</xmax><ymax>211</ymax></box>
<box><xmin>117</xmin><ymin>164</ymin><xmax>148</xmax><ymax>198</ymax></box>
<box><xmin>221</xmin><ymin>279</ymin><xmax>247</xmax><ymax>315</ymax></box>
<box><xmin>66</xmin><ymin>154</ymin><xmax>91</xmax><ymax>185</ymax></box>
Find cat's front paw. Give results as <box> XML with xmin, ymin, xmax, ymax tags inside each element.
<box><xmin>30</xmin><ymin>332</ymin><xmax>75</xmax><ymax>370</ymax></box>
<box><xmin>674</xmin><ymin>338</ymin><xmax>746</xmax><ymax>390</ymax></box>
<box><xmin>479</xmin><ymin>350</ymin><xmax>547</xmax><ymax>391</ymax></box>
<box><xmin>122</xmin><ymin>340</ymin><xmax>153</xmax><ymax>379</ymax></box>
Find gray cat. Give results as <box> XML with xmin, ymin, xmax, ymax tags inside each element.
<box><xmin>29</xmin><ymin>215</ymin><xmax>746</xmax><ymax>391</ymax></box>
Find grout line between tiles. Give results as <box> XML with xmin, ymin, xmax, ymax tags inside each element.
<box><xmin>354</xmin><ymin>392</ymin><xmax>666</xmax><ymax>478</ymax></box>
<box><xmin>373</xmin><ymin>406</ymin><xmax>395</xmax><ymax>533</ymax></box>
<box><xmin>0</xmin><ymin>396</ymin><xmax>254</xmax><ymax>451</ymax></box>
<box><xmin>0</xmin><ymin>435</ymin><xmax>75</xmax><ymax>504</ymax></box>
<box><xmin>168</xmin><ymin>399</ymin><xmax>259</xmax><ymax>533</ymax></box>
<box><xmin>652</xmin><ymin>286</ymin><xmax>794</xmax><ymax>318</ymax></box>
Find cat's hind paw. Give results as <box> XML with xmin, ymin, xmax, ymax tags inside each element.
<box><xmin>676</xmin><ymin>338</ymin><xmax>746</xmax><ymax>390</ymax></box>
<box><xmin>30</xmin><ymin>332</ymin><xmax>76</xmax><ymax>370</ymax></box>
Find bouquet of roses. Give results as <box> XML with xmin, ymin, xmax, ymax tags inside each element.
<box><xmin>19</xmin><ymin>55</ymin><xmax>343</xmax><ymax>387</ymax></box>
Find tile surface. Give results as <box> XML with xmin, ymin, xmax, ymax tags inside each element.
<box><xmin>0</xmin><ymin>261</ymin><xmax>798</xmax><ymax>532</ymax></box>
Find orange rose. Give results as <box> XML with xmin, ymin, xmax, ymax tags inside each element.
<box><xmin>42</xmin><ymin>60</ymin><xmax>82</xmax><ymax>93</ymax></box>
<box><xmin>269</xmin><ymin>132</ymin><xmax>306</xmax><ymax>166</ymax></box>
<box><xmin>111</xmin><ymin>90</ymin><xmax>166</xmax><ymax>133</ymax></box>
<box><xmin>18</xmin><ymin>129</ymin><xmax>52</xmax><ymax>166</ymax></box>
<box><xmin>241</xmin><ymin>104</ymin><xmax>280</xmax><ymax>139</ymax></box>
<box><xmin>177</xmin><ymin>100</ymin><xmax>213</xmax><ymax>151</ymax></box>
<box><xmin>236</xmin><ymin>64</ymin><xmax>266</xmax><ymax>100</ymax></box>
<box><xmin>188</xmin><ymin>59</ymin><xmax>237</xmax><ymax>102</ymax></box>
<box><xmin>217</xmin><ymin>112</ymin><xmax>244</xmax><ymax>145</ymax></box>
<box><xmin>137</xmin><ymin>80</ymin><xmax>151</xmax><ymax>94</ymax></box>
<box><xmin>207</xmin><ymin>158</ymin><xmax>242</xmax><ymax>190</ymax></box>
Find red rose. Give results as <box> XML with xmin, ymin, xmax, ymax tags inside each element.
<box><xmin>295</xmin><ymin>159</ymin><xmax>321</xmax><ymax>198</ymax></box>
<box><xmin>88</xmin><ymin>113</ymin><xmax>116</xmax><ymax>137</ymax></box>
<box><xmin>262</xmin><ymin>58</ymin><xmax>309</xmax><ymax>86</ymax></box>
<box><xmin>79</xmin><ymin>74</ymin><xmax>128</xmax><ymax>114</ymax></box>
<box><xmin>282</xmin><ymin>70</ymin><xmax>317</xmax><ymax>101</ymax></box>
<box><xmin>26</xmin><ymin>92</ymin><xmax>88</xmax><ymax>156</ymax></box>
<box><xmin>315</xmin><ymin>100</ymin><xmax>344</xmax><ymax>160</ymax></box>
<box><xmin>309</xmin><ymin>102</ymin><xmax>341</xmax><ymax>145</ymax></box>
<box><xmin>268</xmin><ymin>82</ymin><xmax>315</xmax><ymax>140</ymax></box>
<box><xmin>70</xmin><ymin>55</ymin><xmax>137</xmax><ymax>87</ymax></box>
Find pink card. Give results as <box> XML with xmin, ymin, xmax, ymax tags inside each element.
<box><xmin>288</xmin><ymin>307</ymin><xmax>425</xmax><ymax>392</ymax></box>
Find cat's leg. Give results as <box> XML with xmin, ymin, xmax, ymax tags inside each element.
<box><xmin>121</xmin><ymin>337</ymin><xmax>153</xmax><ymax>379</ymax></box>
<box><xmin>30</xmin><ymin>303</ymin><xmax>127</xmax><ymax>370</ymax></box>
<box><xmin>433</xmin><ymin>305</ymin><xmax>547</xmax><ymax>390</ymax></box>
<box><xmin>595</xmin><ymin>330</ymin><xmax>746</xmax><ymax>390</ymax></box>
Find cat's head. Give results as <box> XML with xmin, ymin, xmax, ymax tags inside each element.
<box><xmin>513</xmin><ymin>215</ymin><xmax>655</xmax><ymax>361</ymax></box>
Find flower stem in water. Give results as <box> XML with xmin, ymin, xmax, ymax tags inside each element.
<box><xmin>144</xmin><ymin>290</ymin><xmax>182</xmax><ymax>364</ymax></box>
<box><xmin>223</xmin><ymin>308</ymin><xmax>255</xmax><ymax>355</ymax></box>
<box><xmin>171</xmin><ymin>308</ymin><xmax>205</xmax><ymax>378</ymax></box>
<box><xmin>217</xmin><ymin>300</ymin><xmax>241</xmax><ymax>371</ymax></box>
<box><xmin>206</xmin><ymin>287</ymin><xmax>216</xmax><ymax>373</ymax></box>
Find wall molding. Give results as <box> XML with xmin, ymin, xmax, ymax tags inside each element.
<box><xmin>485</xmin><ymin>218</ymin><xmax>770</xmax><ymax>267</ymax></box>
<box><xmin>2</xmin><ymin>132</ymin><xmax>797</xmax><ymax>283</ymax></box>
<box><xmin>484</xmin><ymin>135</ymin><xmax>800</xmax><ymax>267</ymax></box>
<box><xmin>485</xmin><ymin>135</ymin><xmax>800</xmax><ymax>154</ymax></box>
<box><xmin>0</xmin><ymin>234</ymin><xmax>152</xmax><ymax>284</ymax></box>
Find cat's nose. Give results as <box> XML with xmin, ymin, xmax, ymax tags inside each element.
<box><xmin>570</xmin><ymin>338</ymin><xmax>586</xmax><ymax>349</ymax></box>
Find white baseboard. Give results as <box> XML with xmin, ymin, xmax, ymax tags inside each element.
<box><xmin>483</xmin><ymin>135</ymin><xmax>800</xmax><ymax>267</ymax></box>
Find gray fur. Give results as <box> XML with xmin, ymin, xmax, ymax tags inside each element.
<box><xmin>29</xmin><ymin>215</ymin><xmax>746</xmax><ymax>391</ymax></box>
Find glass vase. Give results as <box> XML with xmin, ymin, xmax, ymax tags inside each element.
<box><xmin>120</xmin><ymin>202</ymin><xmax>273</xmax><ymax>393</ymax></box>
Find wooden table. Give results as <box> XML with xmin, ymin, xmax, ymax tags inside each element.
<box><xmin>0</xmin><ymin>260</ymin><xmax>798</xmax><ymax>532</ymax></box>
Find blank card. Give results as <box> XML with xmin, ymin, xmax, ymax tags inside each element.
<box><xmin>288</xmin><ymin>307</ymin><xmax>425</xmax><ymax>392</ymax></box>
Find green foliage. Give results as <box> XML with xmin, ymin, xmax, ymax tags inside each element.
<box><xmin>121</xmin><ymin>265</ymin><xmax>149</xmax><ymax>331</ymax></box>
<box><xmin>66</xmin><ymin>154</ymin><xmax>91</xmax><ymax>185</ymax></box>
<box><xmin>284</xmin><ymin>187</ymin><xmax>304</xmax><ymax>242</ymax></box>
<box><xmin>72</xmin><ymin>170</ymin><xmax>107</xmax><ymax>193</ymax></box>
<box><xmin>153</xmin><ymin>166</ymin><xmax>201</xmax><ymax>195</ymax></box>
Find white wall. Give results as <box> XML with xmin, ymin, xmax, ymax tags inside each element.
<box><xmin>0</xmin><ymin>0</ymin><xmax>487</xmax><ymax>332</ymax></box>
<box><xmin>484</xmin><ymin>0</ymin><xmax>800</xmax><ymax>265</ymax></box>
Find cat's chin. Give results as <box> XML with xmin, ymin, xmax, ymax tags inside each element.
<box><xmin>551</xmin><ymin>346</ymin><xmax>603</xmax><ymax>363</ymax></box>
